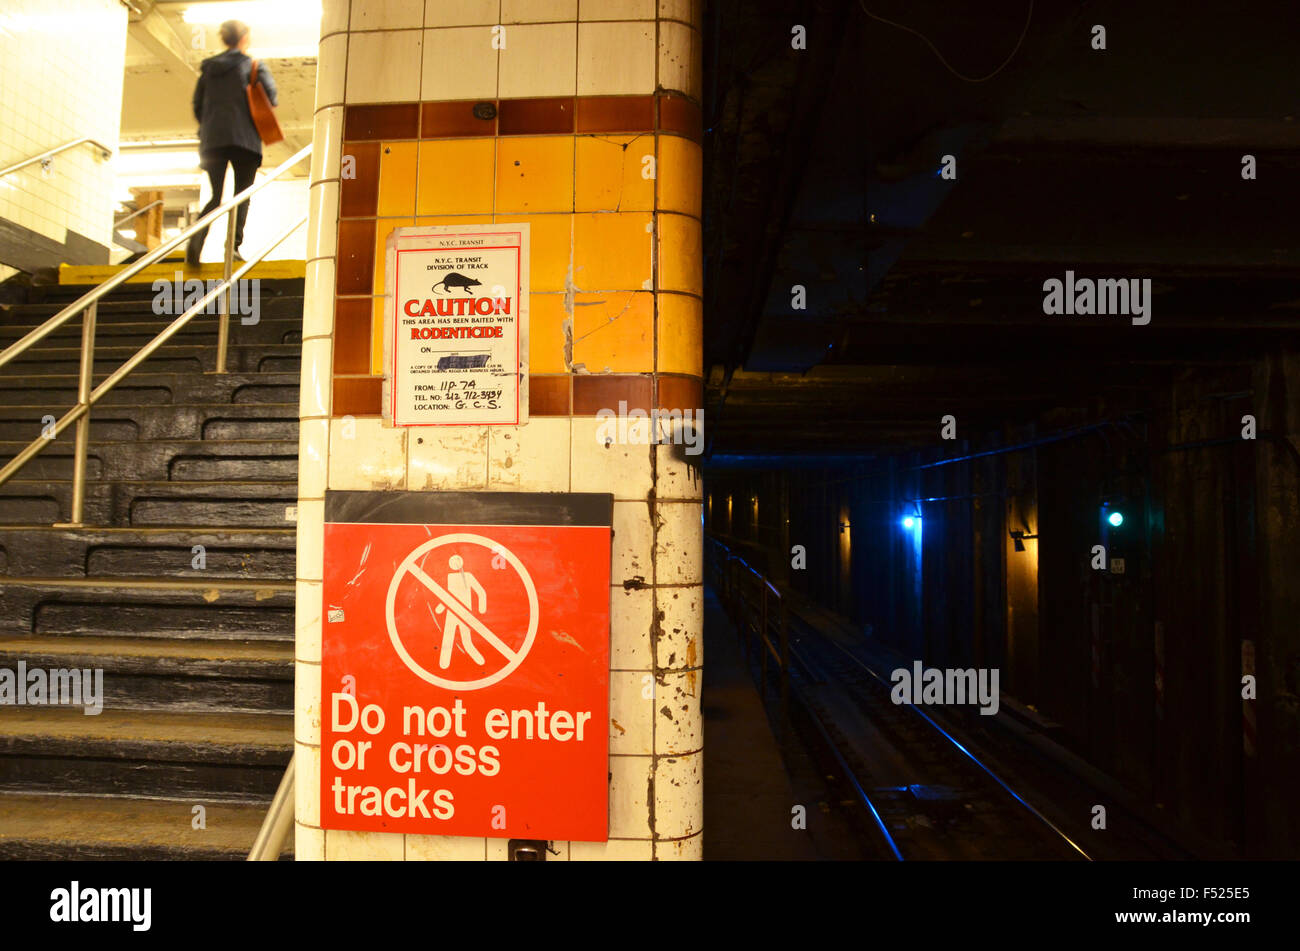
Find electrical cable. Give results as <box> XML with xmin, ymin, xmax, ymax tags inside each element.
<box><xmin>857</xmin><ymin>0</ymin><xmax>1034</xmax><ymax>83</ymax></box>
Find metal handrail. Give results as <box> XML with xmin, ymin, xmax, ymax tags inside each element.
<box><xmin>248</xmin><ymin>753</ymin><xmax>296</xmax><ymax>861</ymax></box>
<box><xmin>0</xmin><ymin>143</ymin><xmax>311</xmax><ymax>373</ymax></box>
<box><xmin>707</xmin><ymin>536</ymin><xmax>791</xmax><ymax>718</ymax></box>
<box><xmin>113</xmin><ymin>198</ymin><xmax>164</xmax><ymax>228</ymax></box>
<box><xmin>0</xmin><ymin>137</ymin><xmax>114</xmax><ymax>179</ymax></box>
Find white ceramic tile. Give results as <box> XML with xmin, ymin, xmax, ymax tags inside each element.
<box><xmin>351</xmin><ymin>0</ymin><xmax>424</xmax><ymax>30</ymax></box>
<box><xmin>407</xmin><ymin>426</ymin><xmax>489</xmax><ymax>489</ymax></box>
<box><xmin>422</xmin><ymin>27</ymin><xmax>499</xmax><ymax>100</ymax></box>
<box><xmin>326</xmin><ymin>829</ymin><xmax>405</xmax><ymax>859</ymax></box>
<box><xmin>302</xmin><ymin>258</ymin><xmax>336</xmax><ymax>338</ymax></box>
<box><xmin>654</xmin><ymin>831</ymin><xmax>701</xmax><ymax>860</ymax></box>
<box><xmin>653</xmin><ymin>500</ymin><xmax>701</xmax><ymax>584</ymax></box>
<box><xmin>653</xmin><ymin>668</ymin><xmax>700</xmax><ymax>754</ymax></box>
<box><xmin>571</xmin><ymin>417</ymin><xmax>653</xmax><ymax>499</ymax></box>
<box><xmin>299</xmin><ymin>337</ymin><xmax>333</xmax><ymax>417</ymax></box>
<box><xmin>654</xmin><ymin>583</ymin><xmax>701</xmax><ymax>671</ymax></box>
<box><xmin>653</xmin><ymin>749</ymin><xmax>701</xmax><ymax>838</ymax></box>
<box><xmin>611</xmin><ymin>500</ymin><xmax>652</xmax><ymax>587</ymax></box>
<box><xmin>577</xmin><ymin>21</ymin><xmax>655</xmax><ymax>96</ymax></box>
<box><xmin>315</xmin><ymin>33</ymin><xmax>348</xmax><ymax>109</ymax></box>
<box><xmin>296</xmin><ymin>579</ymin><xmax>323</xmax><ymax>663</ymax></box>
<box><xmin>426</xmin><ymin>0</ymin><xmax>500</xmax><ymax>26</ymax></box>
<box><xmin>579</xmin><ymin>0</ymin><xmax>654</xmax><ymax>20</ymax></box>
<box><xmin>657</xmin><ymin>0</ymin><xmax>701</xmax><ymax>28</ymax></box>
<box><xmin>295</xmin><ymin>660</ymin><xmax>322</xmax><ymax>745</ymax></box>
<box><xmin>406</xmin><ymin>834</ymin><xmax>487</xmax><ymax>859</ymax></box>
<box><xmin>296</xmin><ymin>498</ymin><xmax>326</xmax><ymax>582</ymax></box>
<box><xmin>488</xmin><ymin>418</ymin><xmax>570</xmax><ymax>491</ymax></box>
<box><xmin>497</xmin><ymin>23</ymin><xmax>577</xmax><ymax>98</ymax></box>
<box><xmin>609</xmin><ymin>669</ymin><xmax>653</xmax><ymax>755</ymax></box>
<box><xmin>294</xmin><ymin>741</ymin><xmax>322</xmax><ymax>826</ymax></box>
<box><xmin>569</xmin><ymin>838</ymin><xmax>653</xmax><ymax>860</ymax></box>
<box><xmin>306</xmin><ymin>181</ymin><xmax>340</xmax><ymax>261</ymax></box>
<box><xmin>295</xmin><ymin>822</ymin><xmax>326</xmax><ymax>860</ymax></box>
<box><xmin>609</xmin><ymin>755</ymin><xmax>652</xmax><ymax>838</ymax></box>
<box><xmin>346</xmin><ymin>30</ymin><xmax>423</xmax><ymax>104</ymax></box>
<box><xmin>657</xmin><ymin>19</ymin><xmax>700</xmax><ymax>99</ymax></box>
<box><xmin>321</xmin><ymin>0</ymin><xmax>350</xmax><ymax>36</ymax></box>
<box><xmin>610</xmin><ymin>584</ymin><xmax>652</xmax><ymax>669</ymax></box>
<box><xmin>328</xmin><ymin>417</ymin><xmax>407</xmax><ymax>490</ymax></box>
<box><xmin>310</xmin><ymin>106</ymin><xmax>344</xmax><ymax>184</ymax></box>
<box><xmin>501</xmin><ymin>0</ymin><xmax>577</xmax><ymax>23</ymax></box>
<box><xmin>653</xmin><ymin>425</ymin><xmax>704</xmax><ymax>500</ymax></box>
<box><xmin>298</xmin><ymin>418</ymin><xmax>330</xmax><ymax>498</ymax></box>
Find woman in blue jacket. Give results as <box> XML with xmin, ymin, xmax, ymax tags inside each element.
<box><xmin>186</xmin><ymin>20</ymin><xmax>278</xmax><ymax>266</ymax></box>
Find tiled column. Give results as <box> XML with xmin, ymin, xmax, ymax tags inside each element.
<box><xmin>296</xmin><ymin>0</ymin><xmax>704</xmax><ymax>861</ymax></box>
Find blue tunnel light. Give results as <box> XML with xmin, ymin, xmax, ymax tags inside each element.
<box><xmin>902</xmin><ymin>516</ymin><xmax>918</xmax><ymax>529</ymax></box>
<box><xmin>1107</xmin><ymin>510</ymin><xmax>1124</xmax><ymax>528</ymax></box>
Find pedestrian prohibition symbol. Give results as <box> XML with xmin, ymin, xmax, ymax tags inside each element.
<box><xmin>385</xmin><ymin>533</ymin><xmax>539</xmax><ymax>691</ymax></box>
<box><xmin>321</xmin><ymin>490</ymin><xmax>613</xmax><ymax>841</ymax></box>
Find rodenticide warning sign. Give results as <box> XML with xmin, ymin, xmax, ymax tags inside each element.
<box><xmin>383</xmin><ymin>223</ymin><xmax>530</xmax><ymax>427</ymax></box>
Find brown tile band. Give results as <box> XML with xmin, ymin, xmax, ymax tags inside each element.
<box><xmin>343</xmin><ymin>93</ymin><xmax>701</xmax><ymax>144</ymax></box>
<box><xmin>327</xmin><ymin>373</ymin><xmax>703</xmax><ymax>419</ymax></box>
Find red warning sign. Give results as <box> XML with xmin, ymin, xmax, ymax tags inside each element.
<box><xmin>320</xmin><ymin>491</ymin><xmax>612</xmax><ymax>841</ymax></box>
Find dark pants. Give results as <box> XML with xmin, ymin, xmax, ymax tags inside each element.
<box><xmin>189</xmin><ymin>146</ymin><xmax>261</xmax><ymax>258</ymax></box>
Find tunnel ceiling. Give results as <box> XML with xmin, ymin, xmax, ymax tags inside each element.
<box><xmin>702</xmin><ymin>0</ymin><xmax>1300</xmax><ymax>459</ymax></box>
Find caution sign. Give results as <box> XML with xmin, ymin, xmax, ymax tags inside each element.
<box><xmin>320</xmin><ymin>490</ymin><xmax>612</xmax><ymax>841</ymax></box>
<box><xmin>382</xmin><ymin>223</ymin><xmax>530</xmax><ymax>427</ymax></box>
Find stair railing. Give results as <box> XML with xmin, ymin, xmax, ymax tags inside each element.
<box><xmin>0</xmin><ymin>143</ymin><xmax>311</xmax><ymax>526</ymax></box>
<box><xmin>0</xmin><ymin>137</ymin><xmax>114</xmax><ymax>180</ymax></box>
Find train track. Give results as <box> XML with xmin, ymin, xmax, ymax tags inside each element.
<box><xmin>777</xmin><ymin>618</ymin><xmax>1094</xmax><ymax>861</ymax></box>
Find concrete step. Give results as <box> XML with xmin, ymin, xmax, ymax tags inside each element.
<box><xmin>0</xmin><ymin>708</ymin><xmax>291</xmax><ymax>801</ymax></box>
<box><xmin>0</xmin><ymin>296</ymin><xmax>304</xmax><ymax>325</ymax></box>
<box><xmin>0</xmin><ymin>635</ymin><xmax>292</xmax><ymax>713</ymax></box>
<box><xmin>0</xmin><ymin>526</ymin><xmax>295</xmax><ymax>579</ymax></box>
<box><xmin>0</xmin><ymin>577</ymin><xmax>293</xmax><ymax>640</ymax></box>
<box><xmin>0</xmin><ymin>371</ymin><xmax>301</xmax><ymax>408</ymax></box>
<box><xmin>0</xmin><ymin>438</ymin><xmax>299</xmax><ymax>482</ymax></box>
<box><xmin>0</xmin><ymin>479</ymin><xmax>298</xmax><ymax>526</ymax></box>
<box><xmin>0</xmin><ymin>314</ymin><xmax>303</xmax><ymax>347</ymax></box>
<box><xmin>0</xmin><ymin>342</ymin><xmax>301</xmax><ymax>376</ymax></box>
<box><xmin>0</xmin><ymin>402</ymin><xmax>299</xmax><ymax>442</ymax></box>
<box><xmin>0</xmin><ymin>791</ymin><xmax>293</xmax><ymax>860</ymax></box>
<box><xmin>24</xmin><ymin>276</ymin><xmax>305</xmax><ymax>307</ymax></box>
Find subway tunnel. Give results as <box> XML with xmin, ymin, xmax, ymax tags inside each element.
<box><xmin>696</xmin><ymin>0</ymin><xmax>1300</xmax><ymax>863</ymax></box>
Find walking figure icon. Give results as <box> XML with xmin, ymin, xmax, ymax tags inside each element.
<box><xmin>436</xmin><ymin>554</ymin><xmax>487</xmax><ymax>668</ymax></box>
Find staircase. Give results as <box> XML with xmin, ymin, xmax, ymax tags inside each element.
<box><xmin>0</xmin><ymin>267</ymin><xmax>301</xmax><ymax>859</ymax></box>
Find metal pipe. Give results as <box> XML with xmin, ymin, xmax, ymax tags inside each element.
<box><xmin>0</xmin><ymin>144</ymin><xmax>311</xmax><ymax>372</ymax></box>
<box><xmin>248</xmin><ymin>753</ymin><xmax>296</xmax><ymax>861</ymax></box>
<box><xmin>113</xmin><ymin>198</ymin><xmax>164</xmax><ymax>228</ymax></box>
<box><xmin>0</xmin><ymin>215</ymin><xmax>306</xmax><ymax>494</ymax></box>
<box><xmin>67</xmin><ymin>302</ymin><xmax>98</xmax><ymax>525</ymax></box>
<box><xmin>0</xmin><ymin>137</ymin><xmax>114</xmax><ymax>179</ymax></box>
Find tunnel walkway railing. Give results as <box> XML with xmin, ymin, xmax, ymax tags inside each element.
<box><xmin>0</xmin><ymin>144</ymin><xmax>311</xmax><ymax>526</ymax></box>
<box><xmin>706</xmin><ymin>535</ymin><xmax>791</xmax><ymax>720</ymax></box>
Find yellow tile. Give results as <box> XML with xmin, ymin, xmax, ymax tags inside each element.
<box><xmin>496</xmin><ymin>213</ymin><xmax>571</xmax><ymax>292</ymax></box>
<box><xmin>575</xmin><ymin>135</ymin><xmax>654</xmax><ymax>213</ymax></box>
<box><xmin>573</xmin><ymin>212</ymin><xmax>652</xmax><ymax>291</ymax></box>
<box><xmin>377</xmin><ymin>142</ymin><xmax>418</xmax><ymax>217</ymax></box>
<box><xmin>657</xmin><ymin>292</ymin><xmax>702</xmax><ymax>376</ymax></box>
<box><xmin>529</xmin><ymin>293</ymin><xmax>569</xmax><ymax>373</ymax></box>
<box><xmin>417</xmin><ymin>139</ymin><xmax>495</xmax><ymax>215</ymax></box>
<box><xmin>372</xmin><ymin>217</ymin><xmax>415</xmax><ymax>294</ymax></box>
<box><xmin>413</xmin><ymin>215</ymin><xmax>495</xmax><ymax>227</ymax></box>
<box><xmin>496</xmin><ymin>136</ymin><xmax>574</xmax><ymax>214</ymax></box>
<box><xmin>656</xmin><ymin>213</ymin><xmax>702</xmax><ymax>295</ymax></box>
<box><xmin>572</xmin><ymin>291</ymin><xmax>653</xmax><ymax>372</ymax></box>
<box><xmin>371</xmin><ymin>297</ymin><xmax>386</xmax><ymax>376</ymax></box>
<box><xmin>657</xmin><ymin>135</ymin><xmax>701</xmax><ymax>218</ymax></box>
